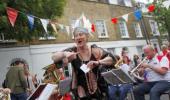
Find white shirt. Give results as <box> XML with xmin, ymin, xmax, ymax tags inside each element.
<box><xmin>120</xmin><ymin>64</ymin><xmax>130</xmax><ymax>74</ymax></box>
<box><xmin>145</xmin><ymin>55</ymin><xmax>169</xmax><ymax>82</ymax></box>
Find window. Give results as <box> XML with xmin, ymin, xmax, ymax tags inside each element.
<box><xmin>149</xmin><ymin>20</ymin><xmax>160</xmax><ymax>36</ymax></box>
<box><xmin>118</xmin><ymin>20</ymin><xmax>129</xmax><ymax>38</ymax></box>
<box><xmin>39</xmin><ymin>34</ymin><xmax>56</xmax><ymax>40</ymax></box>
<box><xmin>95</xmin><ymin>20</ymin><xmax>108</xmax><ymax>38</ymax></box>
<box><xmin>134</xmin><ymin>23</ymin><xmax>143</xmax><ymax>38</ymax></box>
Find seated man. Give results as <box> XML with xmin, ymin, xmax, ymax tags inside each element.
<box><xmin>108</xmin><ymin>55</ymin><xmax>133</xmax><ymax>100</ymax></box>
<box><xmin>133</xmin><ymin>45</ymin><xmax>170</xmax><ymax>100</ymax></box>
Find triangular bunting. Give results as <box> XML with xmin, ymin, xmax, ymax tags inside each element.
<box><xmin>6</xmin><ymin>7</ymin><xmax>18</xmax><ymax>27</ymax></box>
<box><xmin>142</xmin><ymin>7</ymin><xmax>149</xmax><ymax>13</ymax></box>
<box><xmin>148</xmin><ymin>4</ymin><xmax>155</xmax><ymax>12</ymax></box>
<box><xmin>40</xmin><ymin>19</ymin><xmax>49</xmax><ymax>33</ymax></box>
<box><xmin>51</xmin><ymin>23</ymin><xmax>58</xmax><ymax>34</ymax></box>
<box><xmin>73</xmin><ymin>19</ymin><xmax>80</xmax><ymax>28</ymax></box>
<box><xmin>27</xmin><ymin>15</ymin><xmax>34</xmax><ymax>30</ymax></box>
<box><xmin>163</xmin><ymin>0</ymin><xmax>170</xmax><ymax>9</ymax></box>
<box><xmin>111</xmin><ymin>18</ymin><xmax>118</xmax><ymax>24</ymax></box>
<box><xmin>122</xmin><ymin>14</ymin><xmax>129</xmax><ymax>22</ymax></box>
<box><xmin>134</xmin><ymin>10</ymin><xmax>142</xmax><ymax>21</ymax></box>
<box><xmin>91</xmin><ymin>24</ymin><xmax>95</xmax><ymax>32</ymax></box>
<box><xmin>81</xmin><ymin>13</ymin><xmax>87</xmax><ymax>25</ymax></box>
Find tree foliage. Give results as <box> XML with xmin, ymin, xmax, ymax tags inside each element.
<box><xmin>152</xmin><ymin>0</ymin><xmax>170</xmax><ymax>41</ymax></box>
<box><xmin>0</xmin><ymin>0</ymin><xmax>66</xmax><ymax>42</ymax></box>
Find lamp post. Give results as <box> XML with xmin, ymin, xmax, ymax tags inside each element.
<box><xmin>135</xmin><ymin>3</ymin><xmax>151</xmax><ymax>45</ymax></box>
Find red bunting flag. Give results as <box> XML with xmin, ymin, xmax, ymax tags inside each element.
<box><xmin>111</xmin><ymin>18</ymin><xmax>118</xmax><ymax>24</ymax></box>
<box><xmin>6</xmin><ymin>7</ymin><xmax>18</xmax><ymax>27</ymax></box>
<box><xmin>91</xmin><ymin>24</ymin><xmax>95</xmax><ymax>32</ymax></box>
<box><xmin>148</xmin><ymin>4</ymin><xmax>155</xmax><ymax>12</ymax></box>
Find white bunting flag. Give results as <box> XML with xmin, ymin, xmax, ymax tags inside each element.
<box><xmin>81</xmin><ymin>13</ymin><xmax>87</xmax><ymax>25</ymax></box>
<box><xmin>73</xmin><ymin>19</ymin><xmax>80</xmax><ymax>28</ymax></box>
<box><xmin>162</xmin><ymin>0</ymin><xmax>170</xmax><ymax>9</ymax></box>
<box><xmin>40</xmin><ymin>19</ymin><xmax>49</xmax><ymax>33</ymax></box>
<box><xmin>142</xmin><ymin>7</ymin><xmax>149</xmax><ymax>13</ymax></box>
<box><xmin>122</xmin><ymin>14</ymin><xmax>129</xmax><ymax>22</ymax></box>
<box><xmin>51</xmin><ymin>23</ymin><xmax>58</xmax><ymax>34</ymax></box>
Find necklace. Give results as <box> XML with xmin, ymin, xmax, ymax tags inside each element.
<box><xmin>78</xmin><ymin>46</ymin><xmax>97</xmax><ymax>94</ymax></box>
<box><xmin>85</xmin><ymin>71</ymin><xmax>97</xmax><ymax>94</ymax></box>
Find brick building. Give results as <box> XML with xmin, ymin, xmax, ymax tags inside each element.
<box><xmin>0</xmin><ymin>0</ymin><xmax>161</xmax><ymax>83</ymax></box>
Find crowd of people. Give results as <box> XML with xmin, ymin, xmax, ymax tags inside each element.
<box><xmin>1</xmin><ymin>58</ymin><xmax>39</xmax><ymax>100</ymax></box>
<box><xmin>1</xmin><ymin>27</ymin><xmax>170</xmax><ymax>100</ymax></box>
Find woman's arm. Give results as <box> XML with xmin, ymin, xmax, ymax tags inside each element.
<box><xmin>52</xmin><ymin>51</ymin><xmax>77</xmax><ymax>63</ymax></box>
<box><xmin>87</xmin><ymin>47</ymin><xmax>115</xmax><ymax>69</ymax></box>
<box><xmin>98</xmin><ymin>56</ymin><xmax>113</xmax><ymax>66</ymax></box>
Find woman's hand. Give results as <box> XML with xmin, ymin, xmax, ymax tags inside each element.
<box><xmin>52</xmin><ymin>51</ymin><xmax>77</xmax><ymax>62</ymax></box>
<box><xmin>86</xmin><ymin>61</ymin><xmax>100</xmax><ymax>70</ymax></box>
<box><xmin>64</xmin><ymin>52</ymin><xmax>77</xmax><ymax>61</ymax></box>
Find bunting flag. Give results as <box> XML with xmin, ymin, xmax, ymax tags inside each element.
<box><xmin>111</xmin><ymin>18</ymin><xmax>118</xmax><ymax>24</ymax></box>
<box><xmin>27</xmin><ymin>15</ymin><xmax>34</xmax><ymax>30</ymax></box>
<box><xmin>40</xmin><ymin>19</ymin><xmax>49</xmax><ymax>33</ymax></box>
<box><xmin>141</xmin><ymin>7</ymin><xmax>149</xmax><ymax>13</ymax></box>
<box><xmin>51</xmin><ymin>23</ymin><xmax>58</xmax><ymax>34</ymax></box>
<box><xmin>162</xmin><ymin>0</ymin><xmax>170</xmax><ymax>9</ymax></box>
<box><xmin>81</xmin><ymin>13</ymin><xmax>87</xmax><ymax>25</ymax></box>
<box><xmin>148</xmin><ymin>4</ymin><xmax>155</xmax><ymax>12</ymax></box>
<box><xmin>122</xmin><ymin>14</ymin><xmax>129</xmax><ymax>22</ymax></box>
<box><xmin>134</xmin><ymin>10</ymin><xmax>142</xmax><ymax>21</ymax></box>
<box><xmin>91</xmin><ymin>24</ymin><xmax>95</xmax><ymax>32</ymax></box>
<box><xmin>6</xmin><ymin>7</ymin><xmax>18</xmax><ymax>27</ymax></box>
<box><xmin>73</xmin><ymin>19</ymin><xmax>80</xmax><ymax>28</ymax></box>
<box><xmin>5</xmin><ymin>7</ymin><xmax>159</xmax><ymax>38</ymax></box>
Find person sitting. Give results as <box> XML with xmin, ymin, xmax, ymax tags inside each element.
<box><xmin>52</xmin><ymin>27</ymin><xmax>115</xmax><ymax>100</ymax></box>
<box><xmin>133</xmin><ymin>45</ymin><xmax>170</xmax><ymax>100</ymax></box>
<box><xmin>108</xmin><ymin>55</ymin><xmax>133</xmax><ymax>100</ymax></box>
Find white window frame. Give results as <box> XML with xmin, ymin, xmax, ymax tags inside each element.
<box><xmin>133</xmin><ymin>22</ymin><xmax>143</xmax><ymax>38</ymax></box>
<box><xmin>149</xmin><ymin>20</ymin><xmax>160</xmax><ymax>36</ymax></box>
<box><xmin>39</xmin><ymin>34</ymin><xmax>56</xmax><ymax>40</ymax></box>
<box><xmin>95</xmin><ymin>19</ymin><xmax>109</xmax><ymax>38</ymax></box>
<box><xmin>118</xmin><ymin>20</ymin><xmax>129</xmax><ymax>38</ymax></box>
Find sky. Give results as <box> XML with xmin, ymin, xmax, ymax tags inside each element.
<box><xmin>135</xmin><ymin>0</ymin><xmax>154</xmax><ymax>3</ymax></box>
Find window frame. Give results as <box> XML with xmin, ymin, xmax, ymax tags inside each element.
<box><xmin>149</xmin><ymin>20</ymin><xmax>160</xmax><ymax>36</ymax></box>
<box><xmin>118</xmin><ymin>20</ymin><xmax>129</xmax><ymax>38</ymax></box>
<box><xmin>95</xmin><ymin>19</ymin><xmax>109</xmax><ymax>38</ymax></box>
<box><xmin>133</xmin><ymin>22</ymin><xmax>143</xmax><ymax>38</ymax></box>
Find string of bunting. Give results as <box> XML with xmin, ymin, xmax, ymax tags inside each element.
<box><xmin>6</xmin><ymin>7</ymin><xmax>96</xmax><ymax>36</ymax></box>
<box><xmin>5</xmin><ymin>1</ymin><xmax>169</xmax><ymax>36</ymax></box>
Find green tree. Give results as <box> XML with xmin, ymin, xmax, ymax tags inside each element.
<box><xmin>0</xmin><ymin>0</ymin><xmax>66</xmax><ymax>42</ymax></box>
<box><xmin>152</xmin><ymin>0</ymin><xmax>170</xmax><ymax>42</ymax></box>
